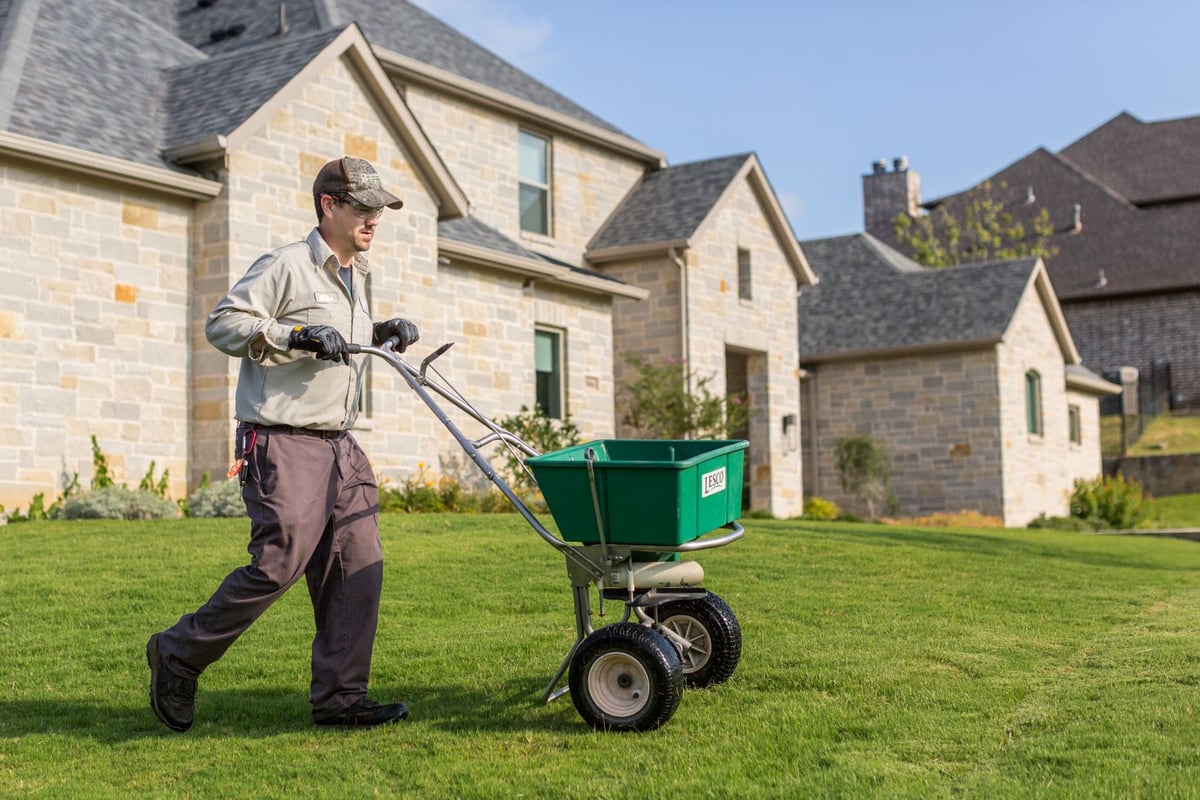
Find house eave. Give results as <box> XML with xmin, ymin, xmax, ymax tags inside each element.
<box><xmin>586</xmin><ymin>240</ymin><xmax>691</xmax><ymax>264</ymax></box>
<box><xmin>440</xmin><ymin>239</ymin><xmax>649</xmax><ymax>300</ymax></box>
<box><xmin>1</xmin><ymin>130</ymin><xmax>223</xmax><ymax>200</ymax></box>
<box><xmin>800</xmin><ymin>337</ymin><xmax>1001</xmax><ymax>365</ymax></box>
<box><xmin>1066</xmin><ymin>372</ymin><xmax>1122</xmax><ymax>396</ymax></box>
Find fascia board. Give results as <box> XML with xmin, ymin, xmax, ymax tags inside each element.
<box><xmin>440</xmin><ymin>240</ymin><xmax>648</xmax><ymax>300</ymax></box>
<box><xmin>0</xmin><ymin>130</ymin><xmax>222</xmax><ymax>199</ymax></box>
<box><xmin>586</xmin><ymin>239</ymin><xmax>690</xmax><ymax>264</ymax></box>
<box><xmin>801</xmin><ymin>338</ymin><xmax>1001</xmax><ymax>365</ymax></box>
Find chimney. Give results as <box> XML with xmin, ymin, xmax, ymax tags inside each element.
<box><xmin>863</xmin><ymin>156</ymin><xmax>920</xmax><ymax>238</ymax></box>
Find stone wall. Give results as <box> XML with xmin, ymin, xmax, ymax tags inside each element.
<box><xmin>206</xmin><ymin>56</ymin><xmax>620</xmax><ymax>487</ymax></box>
<box><xmin>1063</xmin><ymin>290</ymin><xmax>1200</xmax><ymax>409</ymax></box>
<box><xmin>602</xmin><ymin>173</ymin><xmax>805</xmax><ymax>517</ymax></box>
<box><xmin>401</xmin><ymin>85</ymin><xmax>648</xmax><ymax>267</ymax></box>
<box><xmin>0</xmin><ymin>163</ymin><xmax>193</xmax><ymax>509</ymax></box>
<box><xmin>805</xmin><ymin>350</ymin><xmax>1005</xmax><ymax>521</ymax></box>
<box><xmin>996</xmin><ymin>285</ymin><xmax>1077</xmax><ymax>525</ymax></box>
<box><xmin>0</xmin><ymin>52</ymin><xmax>626</xmax><ymax>511</ymax></box>
<box><xmin>1104</xmin><ymin>454</ymin><xmax>1200</xmax><ymax>498</ymax></box>
<box><xmin>688</xmin><ymin>175</ymin><xmax>804</xmax><ymax>516</ymax></box>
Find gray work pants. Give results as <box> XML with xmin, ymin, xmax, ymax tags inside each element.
<box><xmin>158</xmin><ymin>426</ymin><xmax>383</xmax><ymax>718</ymax></box>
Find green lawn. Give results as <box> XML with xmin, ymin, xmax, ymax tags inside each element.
<box><xmin>1153</xmin><ymin>493</ymin><xmax>1200</xmax><ymax>528</ymax></box>
<box><xmin>2</xmin><ymin>515</ymin><xmax>1199</xmax><ymax>799</ymax></box>
<box><xmin>1104</xmin><ymin>412</ymin><xmax>1200</xmax><ymax>458</ymax></box>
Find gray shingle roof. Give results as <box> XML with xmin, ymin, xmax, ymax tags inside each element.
<box><xmin>918</xmin><ymin>144</ymin><xmax>1200</xmax><ymax>301</ymax></box>
<box><xmin>1</xmin><ymin>0</ymin><xmax>639</xmax><ymax>171</ymax></box>
<box><xmin>440</xmin><ymin>215</ymin><xmax>624</xmax><ymax>284</ymax></box>
<box><xmin>797</xmin><ymin>233</ymin><xmax>1037</xmax><ymax>361</ymax></box>
<box><xmin>166</xmin><ymin>0</ymin><xmax>629</xmax><ymax>137</ymax></box>
<box><xmin>333</xmin><ymin>0</ymin><xmax>628</xmax><ymax>137</ymax></box>
<box><xmin>163</xmin><ymin>27</ymin><xmax>342</xmax><ymax>150</ymax></box>
<box><xmin>5</xmin><ymin>0</ymin><xmax>203</xmax><ymax>169</ymax></box>
<box><xmin>1061</xmin><ymin>112</ymin><xmax>1200</xmax><ymax>205</ymax></box>
<box><xmin>588</xmin><ymin>154</ymin><xmax>750</xmax><ymax>252</ymax></box>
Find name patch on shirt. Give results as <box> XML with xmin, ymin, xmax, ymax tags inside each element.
<box><xmin>314</xmin><ymin>292</ymin><xmax>338</xmax><ymax>304</ymax></box>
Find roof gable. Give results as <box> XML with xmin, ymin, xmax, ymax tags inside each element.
<box><xmin>589</xmin><ymin>153</ymin><xmax>816</xmax><ymax>285</ymax></box>
<box><xmin>163</xmin><ymin>24</ymin><xmax>468</xmax><ymax>220</ymax></box>
<box><xmin>797</xmin><ymin>233</ymin><xmax>1077</xmax><ymax>363</ymax></box>
<box><xmin>159</xmin><ymin>0</ymin><xmax>661</xmax><ymax>163</ymax></box>
<box><xmin>903</xmin><ymin>112</ymin><xmax>1200</xmax><ymax>302</ymax></box>
<box><xmin>1060</xmin><ymin>111</ymin><xmax>1200</xmax><ymax>205</ymax></box>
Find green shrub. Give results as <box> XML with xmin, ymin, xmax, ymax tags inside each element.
<box><xmin>59</xmin><ymin>487</ymin><xmax>180</xmax><ymax>520</ymax></box>
<box><xmin>379</xmin><ymin>465</ymin><xmax>511</xmax><ymax>513</ymax></box>
<box><xmin>618</xmin><ymin>355</ymin><xmax>750</xmax><ymax>440</ymax></box>
<box><xmin>834</xmin><ymin>434</ymin><xmax>898</xmax><ymax>520</ymax></box>
<box><xmin>803</xmin><ymin>496</ymin><xmax>840</xmax><ymax>520</ymax></box>
<box><xmin>1028</xmin><ymin>513</ymin><xmax>1101</xmax><ymax>532</ymax></box>
<box><xmin>188</xmin><ymin>477</ymin><xmax>246</xmax><ymax>518</ymax></box>
<box><xmin>1070</xmin><ymin>474</ymin><xmax>1155</xmax><ymax>530</ymax></box>
<box><xmin>493</xmin><ymin>405</ymin><xmax>582</xmax><ymax>493</ymax></box>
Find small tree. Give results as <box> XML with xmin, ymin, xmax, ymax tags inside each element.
<box><xmin>619</xmin><ymin>355</ymin><xmax>750</xmax><ymax>440</ymax></box>
<box><xmin>834</xmin><ymin>435</ymin><xmax>896</xmax><ymax>520</ymax></box>
<box><xmin>893</xmin><ymin>180</ymin><xmax>1057</xmax><ymax>268</ymax></box>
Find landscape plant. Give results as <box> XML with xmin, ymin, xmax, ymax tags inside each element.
<box><xmin>892</xmin><ymin>179</ymin><xmax>1057</xmax><ymax>267</ymax></box>
<box><xmin>834</xmin><ymin>434</ymin><xmax>898</xmax><ymax>520</ymax></box>
<box><xmin>619</xmin><ymin>355</ymin><xmax>749</xmax><ymax>440</ymax></box>
<box><xmin>1070</xmin><ymin>472</ymin><xmax>1155</xmax><ymax>529</ymax></box>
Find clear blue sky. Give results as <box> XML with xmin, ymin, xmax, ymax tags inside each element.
<box><xmin>411</xmin><ymin>0</ymin><xmax>1200</xmax><ymax>240</ymax></box>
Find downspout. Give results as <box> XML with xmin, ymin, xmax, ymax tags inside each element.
<box><xmin>668</xmin><ymin>247</ymin><xmax>691</xmax><ymax>397</ymax></box>
<box><xmin>808</xmin><ymin>366</ymin><xmax>819</xmax><ymax>497</ymax></box>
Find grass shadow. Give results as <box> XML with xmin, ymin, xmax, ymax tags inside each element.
<box><xmin>0</xmin><ymin>676</ymin><xmax>582</xmax><ymax>742</ymax></box>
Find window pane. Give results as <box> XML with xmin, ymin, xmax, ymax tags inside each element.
<box><xmin>1025</xmin><ymin>372</ymin><xmax>1042</xmax><ymax>435</ymax></box>
<box><xmin>535</xmin><ymin>329</ymin><xmax>562</xmax><ymax>418</ymax></box>
<box><xmin>519</xmin><ymin>132</ymin><xmax>547</xmax><ymax>183</ymax></box>
<box><xmin>737</xmin><ymin>248</ymin><xmax>752</xmax><ymax>300</ymax></box>
<box><xmin>520</xmin><ymin>184</ymin><xmax>548</xmax><ymax>234</ymax></box>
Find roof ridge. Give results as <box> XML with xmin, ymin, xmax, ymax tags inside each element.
<box><xmin>1045</xmin><ymin>148</ymin><xmax>1139</xmax><ymax>209</ymax></box>
<box><xmin>163</xmin><ymin>22</ymin><xmax>344</xmax><ymax>74</ymax></box>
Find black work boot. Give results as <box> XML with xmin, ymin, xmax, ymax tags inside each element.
<box><xmin>313</xmin><ymin>696</ymin><xmax>409</xmax><ymax>728</ymax></box>
<box><xmin>146</xmin><ymin>633</ymin><xmax>196</xmax><ymax>732</ymax></box>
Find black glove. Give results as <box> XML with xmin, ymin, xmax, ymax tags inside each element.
<box><xmin>289</xmin><ymin>325</ymin><xmax>349</xmax><ymax>364</ymax></box>
<box><xmin>373</xmin><ymin>318</ymin><xmax>420</xmax><ymax>352</ymax></box>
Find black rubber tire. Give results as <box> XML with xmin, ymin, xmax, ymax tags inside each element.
<box><xmin>568</xmin><ymin>623</ymin><xmax>683</xmax><ymax>732</ymax></box>
<box><xmin>656</xmin><ymin>592</ymin><xmax>741</xmax><ymax>688</ymax></box>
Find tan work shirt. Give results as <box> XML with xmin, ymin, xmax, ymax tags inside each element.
<box><xmin>206</xmin><ymin>228</ymin><xmax>374</xmax><ymax>430</ymax></box>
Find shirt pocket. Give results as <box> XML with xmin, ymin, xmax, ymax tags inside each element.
<box><xmin>305</xmin><ymin>291</ymin><xmax>341</xmax><ymax>326</ymax></box>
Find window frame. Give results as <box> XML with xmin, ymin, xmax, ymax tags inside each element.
<box><xmin>1025</xmin><ymin>370</ymin><xmax>1043</xmax><ymax>437</ymax></box>
<box><xmin>1068</xmin><ymin>403</ymin><xmax>1082</xmax><ymax>445</ymax></box>
<box><xmin>518</xmin><ymin>130</ymin><xmax>552</xmax><ymax>237</ymax></box>
<box><xmin>737</xmin><ymin>247</ymin><xmax>752</xmax><ymax>301</ymax></box>
<box><xmin>534</xmin><ymin>326</ymin><xmax>565</xmax><ymax>419</ymax></box>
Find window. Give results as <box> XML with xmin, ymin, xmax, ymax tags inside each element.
<box><xmin>1068</xmin><ymin>404</ymin><xmax>1082</xmax><ymax>444</ymax></box>
<box><xmin>535</xmin><ymin>327</ymin><xmax>563</xmax><ymax>418</ymax></box>
<box><xmin>519</xmin><ymin>131</ymin><xmax>550</xmax><ymax>235</ymax></box>
<box><xmin>1025</xmin><ymin>370</ymin><xmax>1043</xmax><ymax>436</ymax></box>
<box><xmin>737</xmin><ymin>248</ymin><xmax>752</xmax><ymax>300</ymax></box>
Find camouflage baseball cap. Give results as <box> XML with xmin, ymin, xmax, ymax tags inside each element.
<box><xmin>313</xmin><ymin>157</ymin><xmax>404</xmax><ymax>209</ymax></box>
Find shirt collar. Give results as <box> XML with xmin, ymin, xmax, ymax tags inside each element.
<box><xmin>306</xmin><ymin>227</ymin><xmax>370</xmax><ymax>274</ymax></box>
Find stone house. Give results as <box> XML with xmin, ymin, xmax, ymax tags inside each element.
<box><xmin>0</xmin><ymin>0</ymin><xmax>811</xmax><ymax>517</ymax></box>
<box><xmin>863</xmin><ymin>112</ymin><xmax>1200</xmax><ymax>412</ymax></box>
<box><xmin>797</xmin><ymin>233</ymin><xmax>1118</xmax><ymax>526</ymax></box>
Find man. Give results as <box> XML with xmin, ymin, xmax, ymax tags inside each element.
<box><xmin>147</xmin><ymin>157</ymin><xmax>420</xmax><ymax>731</ymax></box>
